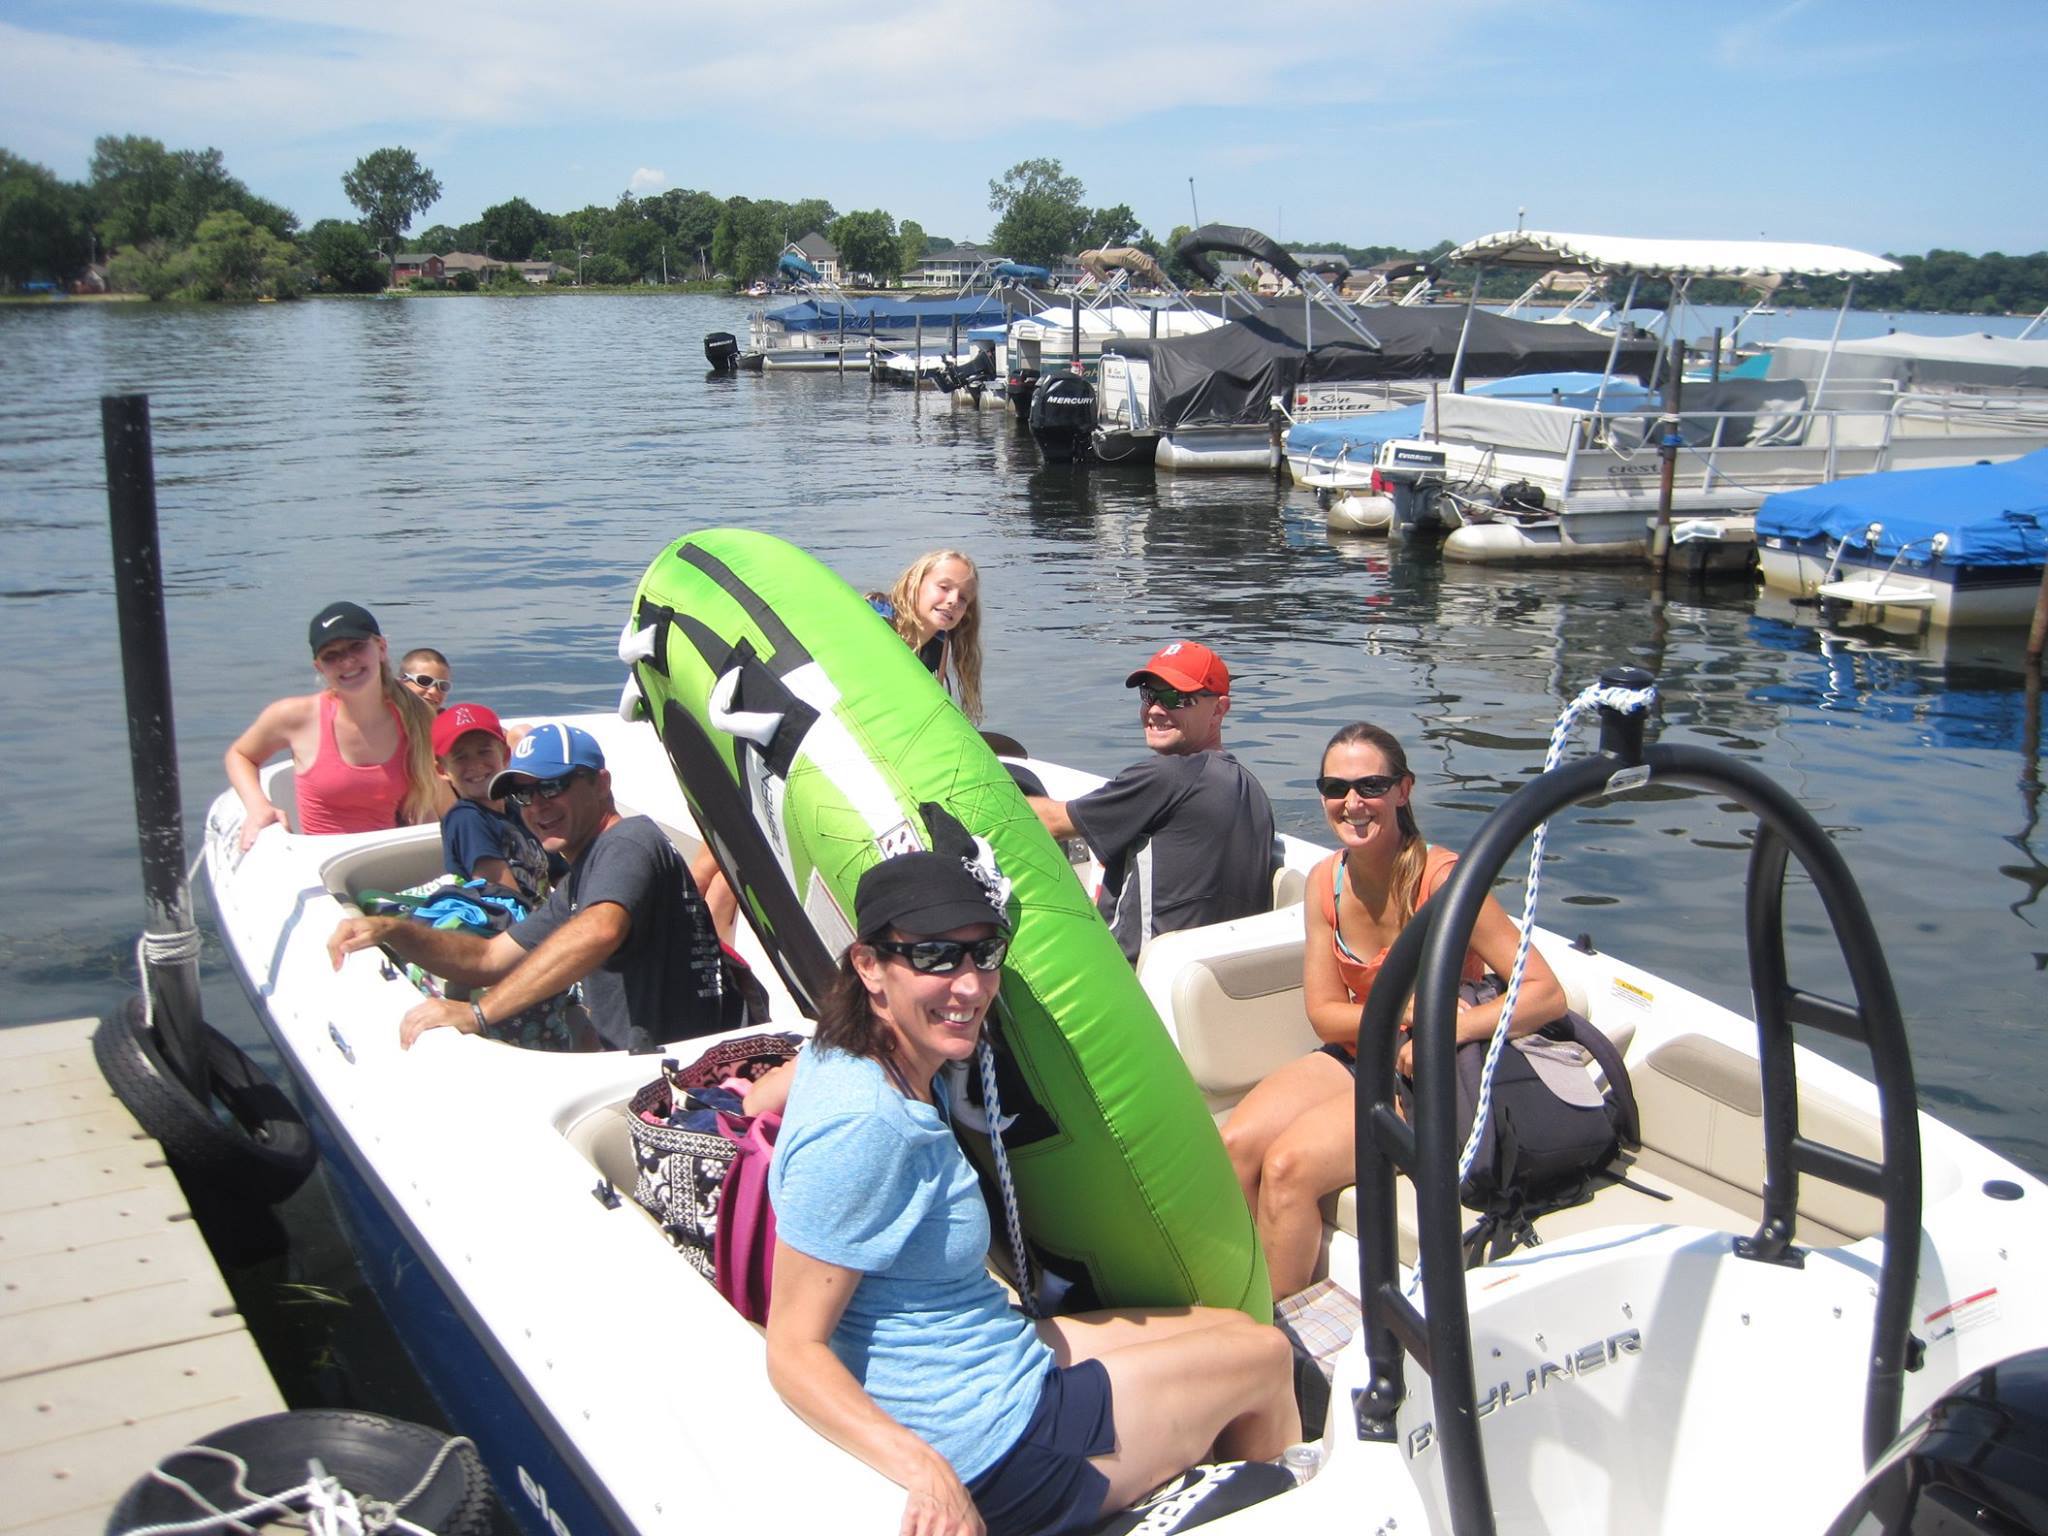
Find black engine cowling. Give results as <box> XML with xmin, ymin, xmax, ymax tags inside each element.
<box><xmin>704</xmin><ymin>332</ymin><xmax>739</xmax><ymax>372</ymax></box>
<box><xmin>1825</xmin><ymin>1350</ymin><xmax>2048</xmax><ymax>1535</ymax></box>
<box><xmin>1029</xmin><ymin>372</ymin><xmax>1097</xmax><ymax>464</ymax></box>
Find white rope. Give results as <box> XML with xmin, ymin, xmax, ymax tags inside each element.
<box><xmin>132</xmin><ymin>847</ymin><xmax>210</xmax><ymax>1039</ymax></box>
<box><xmin>1452</xmin><ymin>678</ymin><xmax>1657</xmax><ymax>1191</ymax></box>
<box><xmin>135</xmin><ymin>928</ymin><xmax>203</xmax><ymax>1041</ymax></box>
<box><xmin>978</xmin><ymin>1034</ymin><xmax>1039</xmax><ymax>1318</ymax></box>
<box><xmin>111</xmin><ymin>1435</ymin><xmax>476</xmax><ymax>1536</ymax></box>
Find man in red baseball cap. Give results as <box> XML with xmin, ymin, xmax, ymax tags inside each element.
<box><xmin>1029</xmin><ymin>639</ymin><xmax>1278</xmax><ymax>962</ymax></box>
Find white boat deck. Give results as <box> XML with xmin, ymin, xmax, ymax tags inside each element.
<box><xmin>0</xmin><ymin>1017</ymin><xmax>285</xmax><ymax>1536</ymax></box>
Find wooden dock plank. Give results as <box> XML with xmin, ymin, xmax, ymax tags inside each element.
<box><xmin>0</xmin><ymin>1019</ymin><xmax>285</xmax><ymax>1536</ymax></box>
<box><xmin>1</xmin><ymin>1332</ymin><xmax>286</xmax><ymax>1536</ymax></box>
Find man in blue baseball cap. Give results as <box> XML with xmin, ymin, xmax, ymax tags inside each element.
<box><xmin>327</xmin><ymin>721</ymin><xmax>730</xmax><ymax>1053</ymax></box>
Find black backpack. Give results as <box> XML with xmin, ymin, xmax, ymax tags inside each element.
<box><xmin>1402</xmin><ymin>984</ymin><xmax>1646</xmax><ymax>1266</ymax></box>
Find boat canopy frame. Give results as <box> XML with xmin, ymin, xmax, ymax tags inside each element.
<box><xmin>1439</xmin><ymin>230</ymin><xmax>1903</xmax><ymax>408</ymax></box>
<box><xmin>1347</xmin><ymin>668</ymin><xmax>1924</xmax><ymax>1536</ymax></box>
<box><xmin>1172</xmin><ymin>224</ymin><xmax>1381</xmax><ymax>349</ymax></box>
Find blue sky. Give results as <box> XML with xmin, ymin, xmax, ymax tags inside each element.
<box><xmin>2</xmin><ymin>0</ymin><xmax>2043</xmax><ymax>256</ymax></box>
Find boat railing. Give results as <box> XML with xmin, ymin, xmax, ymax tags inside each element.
<box><xmin>1351</xmin><ymin>671</ymin><xmax>1923</xmax><ymax>1534</ymax></box>
<box><xmin>1402</xmin><ymin>390</ymin><xmax>2029</xmax><ymax>502</ymax></box>
<box><xmin>1820</xmin><ymin>522</ymin><xmax>1951</xmax><ymax>597</ymax></box>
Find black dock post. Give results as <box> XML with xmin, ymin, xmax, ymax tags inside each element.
<box><xmin>102</xmin><ymin>393</ymin><xmax>209</xmax><ymax>1101</ymax></box>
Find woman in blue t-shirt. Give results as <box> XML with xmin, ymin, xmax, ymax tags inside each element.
<box><xmin>767</xmin><ymin>850</ymin><xmax>1298</xmax><ymax>1536</ymax></box>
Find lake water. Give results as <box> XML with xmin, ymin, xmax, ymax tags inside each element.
<box><xmin>3</xmin><ymin>293</ymin><xmax>2044</xmax><ymax>1420</ymax></box>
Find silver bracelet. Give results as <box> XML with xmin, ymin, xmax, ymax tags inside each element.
<box><xmin>469</xmin><ymin>998</ymin><xmax>489</xmax><ymax>1033</ymax></box>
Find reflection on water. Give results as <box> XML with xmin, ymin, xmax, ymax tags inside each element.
<box><xmin>1</xmin><ymin>295</ymin><xmax>2045</xmax><ymax>1370</ymax></box>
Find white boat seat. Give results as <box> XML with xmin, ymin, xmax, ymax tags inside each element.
<box><xmin>319</xmin><ymin>829</ymin><xmax>447</xmax><ymax>907</ymax></box>
<box><xmin>1272</xmin><ymin>865</ymin><xmax>1307</xmax><ymax>909</ymax></box>
<box><xmin>1320</xmin><ymin>1028</ymin><xmax>1879</xmax><ymax>1261</ymax></box>
<box><xmin>1167</xmin><ymin>918</ymin><xmax>1602</xmax><ymax>1108</ymax></box>
<box><xmin>564</xmin><ymin>1097</ymin><xmax>648</xmax><ymax>1201</ymax></box>
<box><xmin>560</xmin><ymin>1096</ymin><xmax>767</xmax><ymax>1336</ymax></box>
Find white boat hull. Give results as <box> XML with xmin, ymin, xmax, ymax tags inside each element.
<box><xmin>1757</xmin><ymin>541</ymin><xmax>2046</xmax><ymax>628</ymax></box>
<box><xmin>204</xmin><ymin>722</ymin><xmax>2048</xmax><ymax>1536</ymax></box>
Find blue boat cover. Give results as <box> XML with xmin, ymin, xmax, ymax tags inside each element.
<box><xmin>1754</xmin><ymin>449</ymin><xmax>2048</xmax><ymax>567</ymax></box>
<box><xmin>767</xmin><ymin>293</ymin><xmax>1015</xmax><ymax>334</ymax></box>
<box><xmin>1285</xmin><ymin>374</ymin><xmax>1655</xmax><ymax>458</ymax></box>
<box><xmin>779</xmin><ymin>251</ymin><xmax>822</xmax><ymax>280</ymax></box>
<box><xmin>993</xmin><ymin>262</ymin><xmax>1050</xmax><ymax>281</ymax></box>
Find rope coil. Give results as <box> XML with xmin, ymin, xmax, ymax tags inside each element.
<box><xmin>113</xmin><ymin>1434</ymin><xmax>475</xmax><ymax>1536</ymax></box>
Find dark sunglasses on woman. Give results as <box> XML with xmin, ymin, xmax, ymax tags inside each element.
<box><xmin>1317</xmin><ymin>773</ymin><xmax>1401</xmax><ymax>801</ymax></box>
<box><xmin>868</xmin><ymin>936</ymin><xmax>1010</xmax><ymax>974</ymax></box>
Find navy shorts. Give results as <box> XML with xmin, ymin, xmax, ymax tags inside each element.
<box><xmin>967</xmin><ymin>1359</ymin><xmax>1116</xmax><ymax>1536</ymax></box>
<box><xmin>1318</xmin><ymin>1042</ymin><xmax>1357</xmax><ymax>1075</ymax></box>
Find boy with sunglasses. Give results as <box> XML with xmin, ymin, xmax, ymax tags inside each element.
<box><xmin>328</xmin><ymin>722</ymin><xmax>731</xmax><ymax>1053</ymax></box>
<box><xmin>398</xmin><ymin>648</ymin><xmax>454</xmax><ymax>713</ymax></box>
<box><xmin>1027</xmin><ymin>640</ymin><xmax>1278</xmax><ymax>963</ymax></box>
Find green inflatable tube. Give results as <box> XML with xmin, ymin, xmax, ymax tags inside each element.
<box><xmin>624</xmin><ymin>529</ymin><xmax>1270</xmax><ymax>1321</ymax></box>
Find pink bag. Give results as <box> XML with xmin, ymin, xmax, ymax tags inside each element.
<box><xmin>712</xmin><ymin>1109</ymin><xmax>782</xmax><ymax>1324</ymax></box>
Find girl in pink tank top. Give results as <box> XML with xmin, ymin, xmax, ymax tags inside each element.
<box><xmin>1218</xmin><ymin>722</ymin><xmax>1568</xmax><ymax>1299</ymax></box>
<box><xmin>297</xmin><ymin>691</ymin><xmax>413</xmax><ymax>834</ymax></box>
<box><xmin>225</xmin><ymin>602</ymin><xmax>440</xmax><ymax>851</ymax></box>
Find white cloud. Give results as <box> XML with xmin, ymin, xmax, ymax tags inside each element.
<box><xmin>0</xmin><ymin>0</ymin><xmax>1496</xmax><ymax>158</ymax></box>
<box><xmin>628</xmin><ymin>167</ymin><xmax>667</xmax><ymax>194</ymax></box>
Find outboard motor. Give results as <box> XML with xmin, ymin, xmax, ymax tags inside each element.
<box><xmin>704</xmin><ymin>332</ymin><xmax>740</xmax><ymax>373</ymax></box>
<box><xmin>935</xmin><ymin>342</ymin><xmax>998</xmax><ymax>394</ymax></box>
<box><xmin>1007</xmin><ymin>368</ymin><xmax>1041</xmax><ymax>418</ymax></box>
<box><xmin>1824</xmin><ymin>1349</ymin><xmax>2048</xmax><ymax>1535</ymax></box>
<box><xmin>1029</xmin><ymin>371</ymin><xmax>1097</xmax><ymax>463</ymax></box>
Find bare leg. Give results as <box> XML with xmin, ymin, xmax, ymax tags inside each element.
<box><xmin>687</xmin><ymin>845</ymin><xmax>738</xmax><ymax>946</ymax></box>
<box><xmin>1220</xmin><ymin>1050</ymin><xmax>1354</xmax><ymax>1215</ymax></box>
<box><xmin>1035</xmin><ymin>1308</ymin><xmax>1301</xmax><ymax>1515</ymax></box>
<box><xmin>1256</xmin><ymin>1089</ymin><xmax>1360</xmax><ymax>1298</ymax></box>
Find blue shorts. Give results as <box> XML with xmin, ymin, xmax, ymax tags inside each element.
<box><xmin>967</xmin><ymin>1359</ymin><xmax>1116</xmax><ymax>1536</ymax></box>
<box><xmin>1318</xmin><ymin>1042</ymin><xmax>1357</xmax><ymax>1075</ymax></box>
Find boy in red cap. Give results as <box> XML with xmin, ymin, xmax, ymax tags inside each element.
<box><xmin>1029</xmin><ymin>640</ymin><xmax>1277</xmax><ymax>962</ymax></box>
<box><xmin>433</xmin><ymin>702</ymin><xmax>553</xmax><ymax>905</ymax></box>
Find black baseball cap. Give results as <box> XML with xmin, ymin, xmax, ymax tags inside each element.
<box><xmin>855</xmin><ymin>851</ymin><xmax>1009</xmax><ymax>940</ymax></box>
<box><xmin>309</xmin><ymin>601</ymin><xmax>381</xmax><ymax>652</ymax></box>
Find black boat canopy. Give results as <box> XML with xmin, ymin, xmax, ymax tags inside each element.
<box><xmin>1173</xmin><ymin>225</ymin><xmax>1303</xmax><ymax>286</ymax></box>
<box><xmin>1135</xmin><ymin>305</ymin><xmax>1660</xmax><ymax>429</ymax></box>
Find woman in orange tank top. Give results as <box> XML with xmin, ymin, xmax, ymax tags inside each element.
<box><xmin>1219</xmin><ymin>722</ymin><xmax>1565</xmax><ymax>1299</ymax></box>
<box><xmin>225</xmin><ymin>601</ymin><xmax>444</xmax><ymax>851</ymax></box>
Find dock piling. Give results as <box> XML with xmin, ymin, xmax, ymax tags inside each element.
<box><xmin>1649</xmin><ymin>344</ymin><xmax>1683</xmax><ymax>582</ymax></box>
<box><xmin>102</xmin><ymin>393</ymin><xmax>209</xmax><ymax>1102</ymax></box>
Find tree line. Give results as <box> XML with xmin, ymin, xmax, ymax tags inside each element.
<box><xmin>3</xmin><ymin>136</ymin><xmax>2041</xmax><ymax>313</ymax></box>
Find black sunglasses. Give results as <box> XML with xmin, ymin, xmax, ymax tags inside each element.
<box><xmin>1317</xmin><ymin>773</ymin><xmax>1402</xmax><ymax>801</ymax></box>
<box><xmin>1138</xmin><ymin>683</ymin><xmax>1214</xmax><ymax>710</ymax></box>
<box><xmin>868</xmin><ymin>936</ymin><xmax>1010</xmax><ymax>974</ymax></box>
<box><xmin>504</xmin><ymin>770</ymin><xmax>590</xmax><ymax>807</ymax></box>
<box><xmin>400</xmin><ymin>672</ymin><xmax>452</xmax><ymax>692</ymax></box>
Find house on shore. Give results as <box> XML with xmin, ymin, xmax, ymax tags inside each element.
<box><xmin>904</xmin><ymin>242</ymin><xmax>1004</xmax><ymax>288</ymax></box>
<box><xmin>391</xmin><ymin>252</ymin><xmax>445</xmax><ymax>284</ymax></box>
<box><xmin>792</xmin><ymin>232</ymin><xmax>842</xmax><ymax>285</ymax></box>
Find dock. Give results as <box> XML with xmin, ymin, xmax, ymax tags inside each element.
<box><xmin>2</xmin><ymin>1017</ymin><xmax>285</xmax><ymax>1536</ymax></box>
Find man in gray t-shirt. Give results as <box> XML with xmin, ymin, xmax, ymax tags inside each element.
<box><xmin>1028</xmin><ymin>640</ymin><xmax>1278</xmax><ymax>963</ymax></box>
<box><xmin>328</xmin><ymin>722</ymin><xmax>728</xmax><ymax>1052</ymax></box>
